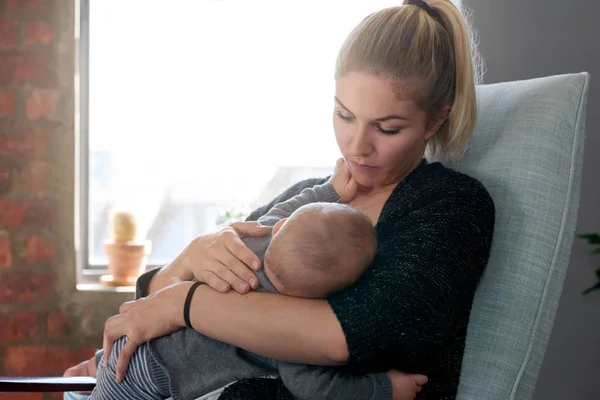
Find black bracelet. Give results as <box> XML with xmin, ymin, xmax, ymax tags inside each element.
<box><xmin>184</xmin><ymin>281</ymin><xmax>203</xmax><ymax>329</ymax></box>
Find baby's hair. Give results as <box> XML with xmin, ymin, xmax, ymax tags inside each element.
<box><xmin>265</xmin><ymin>203</ymin><xmax>377</xmax><ymax>299</ymax></box>
<box><xmin>335</xmin><ymin>0</ymin><xmax>483</xmax><ymax>161</ymax></box>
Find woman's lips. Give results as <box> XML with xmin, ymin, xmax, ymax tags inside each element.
<box><xmin>349</xmin><ymin>160</ymin><xmax>379</xmax><ymax>172</ymax></box>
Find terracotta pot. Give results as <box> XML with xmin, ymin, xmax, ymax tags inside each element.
<box><xmin>102</xmin><ymin>240</ymin><xmax>151</xmax><ymax>286</ymax></box>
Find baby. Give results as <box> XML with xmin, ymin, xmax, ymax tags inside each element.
<box><xmin>91</xmin><ymin>160</ymin><xmax>420</xmax><ymax>400</ymax></box>
<box><xmin>247</xmin><ymin>197</ymin><xmax>377</xmax><ymax>300</ymax></box>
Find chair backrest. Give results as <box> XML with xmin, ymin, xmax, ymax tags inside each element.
<box><xmin>451</xmin><ymin>73</ymin><xmax>590</xmax><ymax>400</ymax></box>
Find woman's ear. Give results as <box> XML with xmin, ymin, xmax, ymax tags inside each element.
<box><xmin>425</xmin><ymin>105</ymin><xmax>452</xmax><ymax>140</ymax></box>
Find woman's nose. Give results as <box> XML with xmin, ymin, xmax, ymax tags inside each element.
<box><xmin>349</xmin><ymin>125</ymin><xmax>373</xmax><ymax>156</ymax></box>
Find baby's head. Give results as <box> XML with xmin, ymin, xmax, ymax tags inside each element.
<box><xmin>263</xmin><ymin>202</ymin><xmax>377</xmax><ymax>299</ymax></box>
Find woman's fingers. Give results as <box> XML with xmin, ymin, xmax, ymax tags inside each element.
<box><xmin>231</xmin><ymin>221</ymin><xmax>271</xmax><ymax>239</ymax></box>
<box><xmin>102</xmin><ymin>314</ymin><xmax>123</xmax><ymax>366</ymax></box>
<box><xmin>213</xmin><ymin>259</ymin><xmax>250</xmax><ymax>293</ymax></box>
<box><xmin>183</xmin><ymin>222</ymin><xmax>266</xmax><ymax>293</ymax></box>
<box><xmin>201</xmin><ymin>270</ymin><xmax>231</xmax><ymax>293</ymax></box>
<box><xmin>119</xmin><ymin>300</ymin><xmax>136</xmax><ymax>314</ymax></box>
<box><xmin>99</xmin><ymin>283</ymin><xmax>190</xmax><ymax>387</ymax></box>
<box><xmin>115</xmin><ymin>336</ymin><xmax>140</xmax><ymax>383</ymax></box>
<box><xmin>202</xmin><ymin>254</ymin><xmax>252</xmax><ymax>294</ymax></box>
<box><xmin>224</xmin><ymin>228</ymin><xmax>263</xmax><ymax>272</ymax></box>
<box><xmin>223</xmin><ymin>243</ymin><xmax>259</xmax><ymax>290</ymax></box>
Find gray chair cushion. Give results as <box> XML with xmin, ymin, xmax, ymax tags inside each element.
<box><xmin>451</xmin><ymin>73</ymin><xmax>590</xmax><ymax>400</ymax></box>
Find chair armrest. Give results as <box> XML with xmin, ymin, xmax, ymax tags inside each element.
<box><xmin>0</xmin><ymin>376</ymin><xmax>96</xmax><ymax>392</ymax></box>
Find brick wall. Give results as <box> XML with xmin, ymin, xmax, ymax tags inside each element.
<box><xmin>0</xmin><ymin>1</ymin><xmax>127</xmax><ymax>398</ymax></box>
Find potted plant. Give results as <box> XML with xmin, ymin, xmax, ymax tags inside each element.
<box><xmin>578</xmin><ymin>233</ymin><xmax>600</xmax><ymax>295</ymax></box>
<box><xmin>101</xmin><ymin>210</ymin><xmax>151</xmax><ymax>287</ymax></box>
<box><xmin>216</xmin><ymin>201</ymin><xmax>251</xmax><ymax>228</ymax></box>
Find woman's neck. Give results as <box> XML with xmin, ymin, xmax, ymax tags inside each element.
<box><xmin>355</xmin><ymin>182</ymin><xmax>398</xmax><ymax>197</ymax></box>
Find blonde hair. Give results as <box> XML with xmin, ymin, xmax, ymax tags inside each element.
<box><xmin>335</xmin><ymin>0</ymin><xmax>483</xmax><ymax>161</ymax></box>
<box><xmin>265</xmin><ymin>203</ymin><xmax>377</xmax><ymax>299</ymax></box>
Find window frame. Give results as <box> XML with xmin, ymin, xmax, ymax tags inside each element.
<box><xmin>76</xmin><ymin>0</ymin><xmax>169</xmax><ymax>285</ymax></box>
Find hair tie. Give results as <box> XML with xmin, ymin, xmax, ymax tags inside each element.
<box><xmin>407</xmin><ymin>0</ymin><xmax>443</xmax><ymax>24</ymax></box>
<box><xmin>184</xmin><ymin>281</ymin><xmax>203</xmax><ymax>329</ymax></box>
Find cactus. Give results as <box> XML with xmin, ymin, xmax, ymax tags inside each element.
<box><xmin>110</xmin><ymin>210</ymin><xmax>137</xmax><ymax>243</ymax></box>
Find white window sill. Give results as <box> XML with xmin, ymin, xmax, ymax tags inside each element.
<box><xmin>76</xmin><ymin>283</ymin><xmax>136</xmax><ymax>293</ymax></box>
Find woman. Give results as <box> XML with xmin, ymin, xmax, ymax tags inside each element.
<box><xmin>65</xmin><ymin>1</ymin><xmax>495</xmax><ymax>399</ymax></box>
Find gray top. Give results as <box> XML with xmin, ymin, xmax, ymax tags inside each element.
<box><xmin>148</xmin><ymin>182</ymin><xmax>392</xmax><ymax>400</ymax></box>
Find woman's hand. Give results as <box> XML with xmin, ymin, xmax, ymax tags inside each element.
<box><xmin>168</xmin><ymin>221</ymin><xmax>271</xmax><ymax>294</ymax></box>
<box><xmin>387</xmin><ymin>369</ymin><xmax>428</xmax><ymax>400</ymax></box>
<box><xmin>102</xmin><ymin>279</ymin><xmax>192</xmax><ymax>383</ymax></box>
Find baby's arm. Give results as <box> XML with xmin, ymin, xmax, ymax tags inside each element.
<box><xmin>258</xmin><ymin>158</ymin><xmax>355</xmax><ymax>227</ymax></box>
<box><xmin>277</xmin><ymin>362</ymin><xmax>394</xmax><ymax>400</ymax></box>
<box><xmin>257</xmin><ymin>182</ymin><xmax>339</xmax><ymax>227</ymax></box>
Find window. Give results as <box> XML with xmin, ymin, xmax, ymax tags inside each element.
<box><xmin>77</xmin><ymin>0</ymin><xmax>399</xmax><ymax>281</ymax></box>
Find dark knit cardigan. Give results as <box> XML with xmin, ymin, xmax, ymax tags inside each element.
<box><xmin>137</xmin><ymin>161</ymin><xmax>495</xmax><ymax>400</ymax></box>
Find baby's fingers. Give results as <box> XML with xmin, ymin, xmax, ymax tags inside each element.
<box><xmin>413</xmin><ymin>374</ymin><xmax>428</xmax><ymax>386</ymax></box>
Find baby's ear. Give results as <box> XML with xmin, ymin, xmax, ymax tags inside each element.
<box><xmin>272</xmin><ymin>218</ymin><xmax>288</xmax><ymax>236</ymax></box>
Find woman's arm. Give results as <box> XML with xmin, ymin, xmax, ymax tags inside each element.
<box><xmin>146</xmin><ymin>262</ymin><xmax>188</xmax><ymax>296</ymax></box>
<box><xmin>188</xmin><ymin>285</ymin><xmax>349</xmax><ymax>365</ymax></box>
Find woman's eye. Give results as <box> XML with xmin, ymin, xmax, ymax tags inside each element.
<box><xmin>336</xmin><ymin>111</ymin><xmax>352</xmax><ymax>121</ymax></box>
<box><xmin>377</xmin><ymin>126</ymin><xmax>400</xmax><ymax>135</ymax></box>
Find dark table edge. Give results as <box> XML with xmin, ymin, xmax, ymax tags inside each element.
<box><xmin>0</xmin><ymin>381</ymin><xmax>96</xmax><ymax>392</ymax></box>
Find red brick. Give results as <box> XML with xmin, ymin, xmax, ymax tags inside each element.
<box><xmin>0</xmin><ymin>198</ymin><xmax>27</xmax><ymax>229</ymax></box>
<box><xmin>0</xmin><ymin>394</ymin><xmax>43</xmax><ymax>400</ymax></box>
<box><xmin>0</xmin><ymin>198</ymin><xmax>58</xmax><ymax>230</ymax></box>
<box><xmin>5</xmin><ymin>0</ymin><xmax>42</xmax><ymax>12</ymax></box>
<box><xmin>24</xmin><ymin>20</ymin><xmax>53</xmax><ymax>46</ymax></box>
<box><xmin>26</xmin><ymin>89</ymin><xmax>59</xmax><ymax>120</ymax></box>
<box><xmin>0</xmin><ymin>272</ymin><xmax>54</xmax><ymax>303</ymax></box>
<box><xmin>5</xmin><ymin>346</ymin><xmax>96</xmax><ymax>376</ymax></box>
<box><xmin>0</xmin><ymin>130</ymin><xmax>52</xmax><ymax>159</ymax></box>
<box><xmin>24</xmin><ymin>198</ymin><xmax>57</xmax><ymax>229</ymax></box>
<box><xmin>0</xmin><ymin>91</ymin><xmax>16</xmax><ymax>118</ymax></box>
<box><xmin>78</xmin><ymin>305</ymin><xmax>95</xmax><ymax>335</ymax></box>
<box><xmin>0</xmin><ymin>230</ymin><xmax>12</xmax><ymax>267</ymax></box>
<box><xmin>0</xmin><ymin>52</ymin><xmax>52</xmax><ymax>85</ymax></box>
<box><xmin>0</xmin><ymin>162</ymin><xmax>12</xmax><ymax>194</ymax></box>
<box><xmin>24</xmin><ymin>160</ymin><xmax>51</xmax><ymax>194</ymax></box>
<box><xmin>0</xmin><ymin>311</ymin><xmax>39</xmax><ymax>342</ymax></box>
<box><xmin>0</xmin><ymin>18</ymin><xmax>19</xmax><ymax>50</ymax></box>
<box><xmin>46</xmin><ymin>309</ymin><xmax>70</xmax><ymax>339</ymax></box>
<box><xmin>24</xmin><ymin>233</ymin><xmax>57</xmax><ymax>264</ymax></box>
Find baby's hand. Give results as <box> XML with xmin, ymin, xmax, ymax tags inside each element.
<box><xmin>387</xmin><ymin>370</ymin><xmax>428</xmax><ymax>400</ymax></box>
<box><xmin>330</xmin><ymin>158</ymin><xmax>357</xmax><ymax>203</ymax></box>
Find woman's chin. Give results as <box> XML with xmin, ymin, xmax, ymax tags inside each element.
<box><xmin>352</xmin><ymin>172</ymin><xmax>400</xmax><ymax>191</ymax></box>
<box><xmin>353</xmin><ymin>175</ymin><xmax>379</xmax><ymax>190</ymax></box>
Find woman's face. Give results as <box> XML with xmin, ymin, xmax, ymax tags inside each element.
<box><xmin>333</xmin><ymin>72</ymin><xmax>438</xmax><ymax>189</ymax></box>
